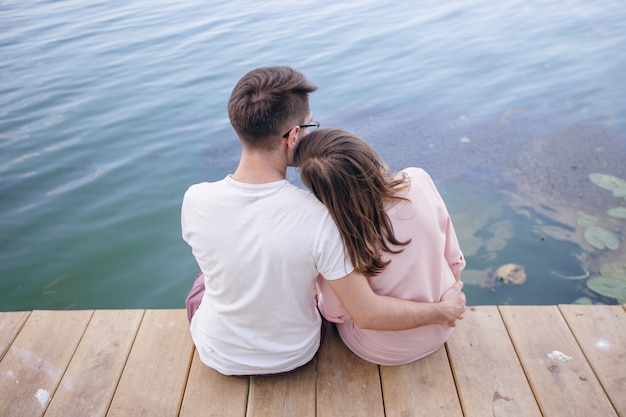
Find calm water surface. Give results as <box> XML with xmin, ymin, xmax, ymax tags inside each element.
<box><xmin>1</xmin><ymin>0</ymin><xmax>625</xmax><ymax>310</ymax></box>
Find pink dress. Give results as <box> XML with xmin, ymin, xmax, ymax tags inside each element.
<box><xmin>317</xmin><ymin>167</ymin><xmax>466</xmax><ymax>365</ymax></box>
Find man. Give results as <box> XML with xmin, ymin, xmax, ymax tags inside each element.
<box><xmin>182</xmin><ymin>66</ymin><xmax>466</xmax><ymax>376</ymax></box>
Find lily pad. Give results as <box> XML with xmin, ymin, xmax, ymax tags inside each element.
<box><xmin>577</xmin><ymin>211</ymin><xmax>599</xmax><ymax>227</ymax></box>
<box><xmin>572</xmin><ymin>296</ymin><xmax>594</xmax><ymax>305</ymax></box>
<box><xmin>583</xmin><ymin>226</ymin><xmax>620</xmax><ymax>251</ymax></box>
<box><xmin>600</xmin><ymin>262</ymin><xmax>626</xmax><ymax>281</ymax></box>
<box><xmin>494</xmin><ymin>263</ymin><xmax>526</xmax><ymax>285</ymax></box>
<box><xmin>614</xmin><ymin>187</ymin><xmax>626</xmax><ymax>198</ymax></box>
<box><xmin>589</xmin><ymin>173</ymin><xmax>626</xmax><ymax>192</ymax></box>
<box><xmin>586</xmin><ymin>276</ymin><xmax>626</xmax><ymax>301</ymax></box>
<box><xmin>607</xmin><ymin>207</ymin><xmax>626</xmax><ymax>219</ymax></box>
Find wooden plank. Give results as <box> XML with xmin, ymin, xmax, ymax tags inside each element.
<box><xmin>179</xmin><ymin>350</ymin><xmax>249</xmax><ymax>417</ymax></box>
<box><xmin>380</xmin><ymin>345</ymin><xmax>463</xmax><ymax>417</ymax></box>
<box><xmin>316</xmin><ymin>324</ymin><xmax>384</xmax><ymax>417</ymax></box>
<box><xmin>0</xmin><ymin>310</ymin><xmax>93</xmax><ymax>417</ymax></box>
<box><xmin>247</xmin><ymin>360</ymin><xmax>316</xmax><ymax>417</ymax></box>
<box><xmin>43</xmin><ymin>310</ymin><xmax>144</xmax><ymax>417</ymax></box>
<box><xmin>446</xmin><ymin>306</ymin><xmax>541</xmax><ymax>417</ymax></box>
<box><xmin>0</xmin><ymin>311</ymin><xmax>30</xmax><ymax>360</ymax></box>
<box><xmin>1</xmin><ymin>306</ymin><xmax>622</xmax><ymax>417</ymax></box>
<box><xmin>106</xmin><ymin>309</ymin><xmax>194</xmax><ymax>417</ymax></box>
<box><xmin>499</xmin><ymin>305</ymin><xmax>618</xmax><ymax>417</ymax></box>
<box><xmin>559</xmin><ymin>304</ymin><xmax>626</xmax><ymax>417</ymax></box>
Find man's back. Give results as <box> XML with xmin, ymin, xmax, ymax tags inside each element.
<box><xmin>182</xmin><ymin>175</ymin><xmax>350</xmax><ymax>375</ymax></box>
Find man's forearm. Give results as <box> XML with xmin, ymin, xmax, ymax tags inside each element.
<box><xmin>356</xmin><ymin>295</ymin><xmax>450</xmax><ymax>330</ymax></box>
<box><xmin>326</xmin><ymin>272</ymin><xmax>465</xmax><ymax>331</ymax></box>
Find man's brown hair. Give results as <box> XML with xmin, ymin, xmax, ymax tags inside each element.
<box><xmin>228</xmin><ymin>66</ymin><xmax>318</xmax><ymax>151</ymax></box>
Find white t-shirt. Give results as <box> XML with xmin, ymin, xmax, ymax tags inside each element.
<box><xmin>182</xmin><ymin>175</ymin><xmax>352</xmax><ymax>375</ymax></box>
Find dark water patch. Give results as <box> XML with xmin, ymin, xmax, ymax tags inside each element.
<box><xmin>333</xmin><ymin>107</ymin><xmax>624</xmax><ymax>185</ymax></box>
<box><xmin>325</xmin><ymin>105</ymin><xmax>625</xmax><ymax>304</ymax></box>
<box><xmin>329</xmin><ymin>105</ymin><xmax>626</xmax><ymax>218</ymax></box>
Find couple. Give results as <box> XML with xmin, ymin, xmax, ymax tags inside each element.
<box><xmin>182</xmin><ymin>66</ymin><xmax>466</xmax><ymax>376</ymax></box>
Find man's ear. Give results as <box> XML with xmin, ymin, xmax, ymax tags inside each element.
<box><xmin>287</xmin><ymin>127</ymin><xmax>301</xmax><ymax>149</ymax></box>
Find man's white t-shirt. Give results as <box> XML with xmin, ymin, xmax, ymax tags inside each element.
<box><xmin>182</xmin><ymin>175</ymin><xmax>352</xmax><ymax>375</ymax></box>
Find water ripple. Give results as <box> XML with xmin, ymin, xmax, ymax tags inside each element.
<box><xmin>0</xmin><ymin>0</ymin><xmax>625</xmax><ymax>310</ymax></box>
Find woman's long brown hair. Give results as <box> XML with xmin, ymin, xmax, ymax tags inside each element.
<box><xmin>294</xmin><ymin>128</ymin><xmax>411</xmax><ymax>276</ymax></box>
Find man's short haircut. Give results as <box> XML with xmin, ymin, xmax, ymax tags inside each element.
<box><xmin>228</xmin><ymin>66</ymin><xmax>318</xmax><ymax>151</ymax></box>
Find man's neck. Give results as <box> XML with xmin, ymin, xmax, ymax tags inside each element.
<box><xmin>231</xmin><ymin>150</ymin><xmax>287</xmax><ymax>184</ymax></box>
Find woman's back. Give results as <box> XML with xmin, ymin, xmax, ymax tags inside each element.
<box><xmin>317</xmin><ymin>167</ymin><xmax>465</xmax><ymax>365</ymax></box>
<box><xmin>294</xmin><ymin>128</ymin><xmax>466</xmax><ymax>365</ymax></box>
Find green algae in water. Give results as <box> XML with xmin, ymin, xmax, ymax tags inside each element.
<box><xmin>484</xmin><ymin>220</ymin><xmax>514</xmax><ymax>254</ymax></box>
<box><xmin>583</xmin><ymin>226</ymin><xmax>620</xmax><ymax>251</ymax></box>
<box><xmin>586</xmin><ymin>276</ymin><xmax>626</xmax><ymax>304</ymax></box>
<box><xmin>607</xmin><ymin>206</ymin><xmax>626</xmax><ymax>219</ymax></box>
<box><xmin>577</xmin><ymin>211</ymin><xmax>599</xmax><ymax>227</ymax></box>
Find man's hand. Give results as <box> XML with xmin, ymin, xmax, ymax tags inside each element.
<box><xmin>439</xmin><ymin>281</ymin><xmax>466</xmax><ymax>327</ymax></box>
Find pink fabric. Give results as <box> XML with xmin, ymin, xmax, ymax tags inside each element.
<box><xmin>185</xmin><ymin>272</ymin><xmax>205</xmax><ymax>323</ymax></box>
<box><xmin>317</xmin><ymin>167</ymin><xmax>466</xmax><ymax>366</ymax></box>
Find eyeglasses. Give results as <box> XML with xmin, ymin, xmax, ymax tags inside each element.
<box><xmin>282</xmin><ymin>121</ymin><xmax>320</xmax><ymax>138</ymax></box>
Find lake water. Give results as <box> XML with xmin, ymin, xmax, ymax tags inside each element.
<box><xmin>1</xmin><ymin>0</ymin><xmax>625</xmax><ymax>311</ymax></box>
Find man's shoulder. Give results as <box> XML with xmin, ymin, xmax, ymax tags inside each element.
<box><xmin>184</xmin><ymin>179</ymin><xmax>224</xmax><ymax>197</ymax></box>
<box><xmin>182</xmin><ymin>178</ymin><xmax>324</xmax><ymax>212</ymax></box>
<box><xmin>279</xmin><ymin>184</ymin><xmax>331</xmax><ymax>215</ymax></box>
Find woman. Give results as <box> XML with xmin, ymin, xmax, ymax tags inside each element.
<box><xmin>293</xmin><ymin>128</ymin><xmax>466</xmax><ymax>366</ymax></box>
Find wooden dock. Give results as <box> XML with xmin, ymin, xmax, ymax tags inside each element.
<box><xmin>1</xmin><ymin>305</ymin><xmax>624</xmax><ymax>417</ymax></box>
